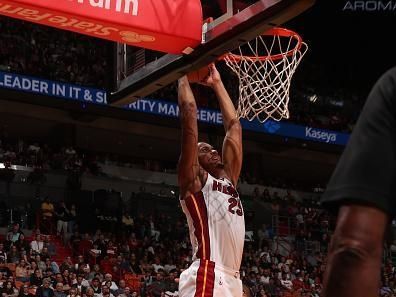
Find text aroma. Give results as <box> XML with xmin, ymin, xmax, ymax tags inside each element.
<box><xmin>75</xmin><ymin>0</ymin><xmax>139</xmax><ymax>16</ymax></box>
<box><xmin>343</xmin><ymin>1</ymin><xmax>396</xmax><ymax>11</ymax></box>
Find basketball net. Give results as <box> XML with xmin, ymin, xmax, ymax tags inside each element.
<box><xmin>223</xmin><ymin>28</ymin><xmax>308</xmax><ymax>122</ymax></box>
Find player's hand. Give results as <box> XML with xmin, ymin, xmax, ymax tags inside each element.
<box><xmin>202</xmin><ymin>63</ymin><xmax>222</xmax><ymax>88</ymax></box>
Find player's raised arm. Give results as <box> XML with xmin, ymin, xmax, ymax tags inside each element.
<box><xmin>177</xmin><ymin>76</ymin><xmax>201</xmax><ymax>198</ymax></box>
<box><xmin>205</xmin><ymin>64</ymin><xmax>242</xmax><ymax>186</ymax></box>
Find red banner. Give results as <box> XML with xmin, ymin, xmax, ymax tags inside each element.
<box><xmin>0</xmin><ymin>0</ymin><xmax>203</xmax><ymax>54</ymax></box>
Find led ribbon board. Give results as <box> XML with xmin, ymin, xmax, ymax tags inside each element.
<box><xmin>0</xmin><ymin>0</ymin><xmax>203</xmax><ymax>54</ymax></box>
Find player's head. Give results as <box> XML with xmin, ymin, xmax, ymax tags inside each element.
<box><xmin>197</xmin><ymin>142</ymin><xmax>223</xmax><ymax>173</ymax></box>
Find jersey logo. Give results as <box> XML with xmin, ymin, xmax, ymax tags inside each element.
<box><xmin>212</xmin><ymin>180</ymin><xmax>243</xmax><ymax>216</ymax></box>
<box><xmin>212</xmin><ymin>180</ymin><xmax>239</xmax><ymax>198</ymax></box>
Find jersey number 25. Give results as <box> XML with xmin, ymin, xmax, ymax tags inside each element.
<box><xmin>228</xmin><ymin>198</ymin><xmax>243</xmax><ymax>216</ymax></box>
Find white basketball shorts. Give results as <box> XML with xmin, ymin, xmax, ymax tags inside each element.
<box><xmin>178</xmin><ymin>259</ymin><xmax>242</xmax><ymax>297</ymax></box>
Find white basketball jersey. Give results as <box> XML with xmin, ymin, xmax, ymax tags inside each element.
<box><xmin>180</xmin><ymin>173</ymin><xmax>245</xmax><ymax>271</ymax></box>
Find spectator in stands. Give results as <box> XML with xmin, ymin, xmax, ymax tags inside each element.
<box><xmin>0</xmin><ymin>243</ymin><xmax>7</xmax><ymax>264</ymax></box>
<box><xmin>73</xmin><ymin>274</ymin><xmax>89</xmax><ymax>295</ymax></box>
<box><xmin>45</xmin><ymin>258</ymin><xmax>60</xmax><ymax>275</ymax></box>
<box><xmin>105</xmin><ymin>241</ymin><xmax>117</xmax><ymax>258</ymax></box>
<box><xmin>66</xmin><ymin>288</ymin><xmax>79</xmax><ymax>297</ymax></box>
<box><xmin>35</xmin><ymin>255</ymin><xmax>46</xmax><ymax>272</ymax></box>
<box><xmin>52</xmin><ymin>274</ymin><xmax>64</xmax><ymax>288</ymax></box>
<box><xmin>31</xmin><ymin>235</ymin><xmax>44</xmax><ymax>255</ymax></box>
<box><xmin>116</xmin><ymin>287</ymin><xmax>131</xmax><ymax>297</ymax></box>
<box><xmin>90</xmin><ymin>277</ymin><xmax>101</xmax><ymax>295</ymax></box>
<box><xmin>26</xmin><ymin>261</ymin><xmax>37</xmax><ymax>278</ymax></box>
<box><xmin>113</xmin><ymin>280</ymin><xmax>126</xmax><ymax>297</ymax></box>
<box><xmin>41</xmin><ymin>197</ymin><xmax>54</xmax><ymax>219</ymax></box>
<box><xmin>147</xmin><ymin>273</ymin><xmax>167</xmax><ymax>297</ymax></box>
<box><xmin>0</xmin><ymin>272</ymin><xmax>5</xmax><ymax>287</ymax></box>
<box><xmin>100</xmin><ymin>286</ymin><xmax>114</xmax><ymax>297</ymax></box>
<box><xmin>15</xmin><ymin>235</ymin><xmax>30</xmax><ymax>255</ymax></box>
<box><xmin>164</xmin><ymin>271</ymin><xmax>178</xmax><ymax>294</ymax></box>
<box><xmin>54</xmin><ymin>283</ymin><xmax>67</xmax><ymax>297</ymax></box>
<box><xmin>121</xmin><ymin>213</ymin><xmax>133</xmax><ymax>234</ymax></box>
<box><xmin>68</xmin><ymin>205</ymin><xmax>77</xmax><ymax>234</ymax></box>
<box><xmin>152</xmin><ymin>257</ymin><xmax>164</xmax><ymax>273</ymax></box>
<box><xmin>257</xmin><ymin>224</ymin><xmax>270</xmax><ymax>249</ymax></box>
<box><xmin>74</xmin><ymin>256</ymin><xmax>88</xmax><ymax>274</ymax></box>
<box><xmin>261</xmin><ymin>189</ymin><xmax>271</xmax><ymax>201</ymax></box>
<box><xmin>18</xmin><ymin>284</ymin><xmax>34</xmax><ymax>297</ymax></box>
<box><xmin>59</xmin><ymin>257</ymin><xmax>73</xmax><ymax>273</ymax></box>
<box><xmin>29</xmin><ymin>269</ymin><xmax>43</xmax><ymax>287</ymax></box>
<box><xmin>15</xmin><ymin>259</ymin><xmax>30</xmax><ymax>283</ymax></box>
<box><xmin>7</xmin><ymin>245</ymin><xmax>20</xmax><ymax>263</ymax></box>
<box><xmin>1</xmin><ymin>280</ymin><xmax>18</xmax><ymax>297</ymax></box>
<box><xmin>41</xmin><ymin>197</ymin><xmax>55</xmax><ymax>232</ymax></box>
<box><xmin>102</xmin><ymin>274</ymin><xmax>118</xmax><ymax>291</ymax></box>
<box><xmin>55</xmin><ymin>201</ymin><xmax>70</xmax><ymax>237</ymax></box>
<box><xmin>7</xmin><ymin>223</ymin><xmax>23</xmax><ymax>243</ymax></box>
<box><xmin>40</xmin><ymin>247</ymin><xmax>51</xmax><ymax>261</ymax></box>
<box><xmin>85</xmin><ymin>287</ymin><xmax>95</xmax><ymax>297</ymax></box>
<box><xmin>69</xmin><ymin>271</ymin><xmax>77</xmax><ymax>286</ymax></box>
<box><xmin>43</xmin><ymin>237</ymin><xmax>56</xmax><ymax>258</ymax></box>
<box><xmin>148</xmin><ymin>218</ymin><xmax>160</xmax><ymax>242</ymax></box>
<box><xmin>87</xmin><ymin>266</ymin><xmax>102</xmax><ymax>282</ymax></box>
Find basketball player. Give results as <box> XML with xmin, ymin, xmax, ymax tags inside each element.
<box><xmin>321</xmin><ymin>67</ymin><xmax>396</xmax><ymax>297</ymax></box>
<box><xmin>177</xmin><ymin>63</ymin><xmax>245</xmax><ymax>297</ymax></box>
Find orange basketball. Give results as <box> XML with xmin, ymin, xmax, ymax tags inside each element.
<box><xmin>187</xmin><ymin>66</ymin><xmax>210</xmax><ymax>83</ymax></box>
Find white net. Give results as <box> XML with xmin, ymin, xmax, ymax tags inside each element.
<box><xmin>224</xmin><ymin>28</ymin><xmax>308</xmax><ymax>122</ymax></box>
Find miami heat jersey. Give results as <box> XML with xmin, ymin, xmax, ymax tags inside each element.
<box><xmin>180</xmin><ymin>173</ymin><xmax>245</xmax><ymax>271</ymax></box>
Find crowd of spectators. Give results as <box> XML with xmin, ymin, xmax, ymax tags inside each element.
<box><xmin>0</xmin><ymin>132</ymin><xmax>326</xmax><ymax>193</ymax></box>
<box><xmin>1</xmin><ymin>189</ymin><xmax>395</xmax><ymax>297</ymax></box>
<box><xmin>0</xmin><ymin>17</ymin><xmax>111</xmax><ymax>88</ymax></box>
<box><xmin>0</xmin><ymin>16</ymin><xmax>366</xmax><ymax>132</ymax></box>
<box><xmin>0</xmin><ymin>135</ymin><xmax>394</xmax><ymax>297</ymax></box>
<box><xmin>0</xmin><ymin>133</ymin><xmax>101</xmax><ymax>183</ymax></box>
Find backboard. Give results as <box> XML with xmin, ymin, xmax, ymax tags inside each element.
<box><xmin>110</xmin><ymin>0</ymin><xmax>316</xmax><ymax>106</ymax></box>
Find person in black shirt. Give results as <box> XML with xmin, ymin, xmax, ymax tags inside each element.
<box><xmin>18</xmin><ymin>284</ymin><xmax>34</xmax><ymax>297</ymax></box>
<box><xmin>30</xmin><ymin>269</ymin><xmax>43</xmax><ymax>287</ymax></box>
<box><xmin>90</xmin><ymin>277</ymin><xmax>102</xmax><ymax>295</ymax></box>
<box><xmin>15</xmin><ymin>234</ymin><xmax>31</xmax><ymax>255</ymax></box>
<box><xmin>321</xmin><ymin>67</ymin><xmax>396</xmax><ymax>297</ymax></box>
<box><xmin>55</xmin><ymin>201</ymin><xmax>70</xmax><ymax>237</ymax></box>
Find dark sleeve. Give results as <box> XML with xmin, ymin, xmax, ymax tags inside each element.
<box><xmin>35</xmin><ymin>288</ymin><xmax>42</xmax><ymax>297</ymax></box>
<box><xmin>321</xmin><ymin>66</ymin><xmax>396</xmax><ymax>216</ymax></box>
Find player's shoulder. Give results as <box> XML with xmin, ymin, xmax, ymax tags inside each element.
<box><xmin>370</xmin><ymin>66</ymin><xmax>396</xmax><ymax>100</ymax></box>
<box><xmin>377</xmin><ymin>66</ymin><xmax>396</xmax><ymax>85</ymax></box>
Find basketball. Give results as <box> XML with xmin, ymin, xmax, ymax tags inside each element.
<box><xmin>187</xmin><ymin>66</ymin><xmax>210</xmax><ymax>84</ymax></box>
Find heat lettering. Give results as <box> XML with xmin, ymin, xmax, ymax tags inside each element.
<box><xmin>212</xmin><ymin>180</ymin><xmax>222</xmax><ymax>192</ymax></box>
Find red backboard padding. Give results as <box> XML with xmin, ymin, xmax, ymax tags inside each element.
<box><xmin>0</xmin><ymin>0</ymin><xmax>203</xmax><ymax>54</ymax></box>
